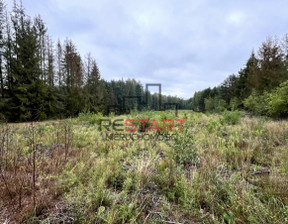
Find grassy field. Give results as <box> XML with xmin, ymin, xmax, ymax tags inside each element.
<box><xmin>1</xmin><ymin>110</ymin><xmax>288</xmax><ymax>223</ymax></box>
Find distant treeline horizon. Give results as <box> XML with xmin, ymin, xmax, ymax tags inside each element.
<box><xmin>0</xmin><ymin>0</ymin><xmax>188</xmax><ymax>122</ymax></box>
<box><xmin>188</xmin><ymin>36</ymin><xmax>288</xmax><ymax>118</ymax></box>
<box><xmin>1</xmin><ymin>0</ymin><xmax>288</xmax><ymax>122</ymax></box>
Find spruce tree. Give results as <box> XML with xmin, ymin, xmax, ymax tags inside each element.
<box><xmin>0</xmin><ymin>0</ymin><xmax>5</xmax><ymax>99</ymax></box>
<box><xmin>5</xmin><ymin>2</ymin><xmax>48</xmax><ymax>121</ymax></box>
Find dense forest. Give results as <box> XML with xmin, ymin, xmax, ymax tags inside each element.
<box><xmin>0</xmin><ymin>1</ymin><xmax>188</xmax><ymax>122</ymax></box>
<box><xmin>1</xmin><ymin>0</ymin><xmax>288</xmax><ymax>122</ymax></box>
<box><xmin>189</xmin><ymin>37</ymin><xmax>288</xmax><ymax>118</ymax></box>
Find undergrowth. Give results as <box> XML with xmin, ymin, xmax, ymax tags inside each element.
<box><xmin>1</xmin><ymin>110</ymin><xmax>288</xmax><ymax>223</ymax></box>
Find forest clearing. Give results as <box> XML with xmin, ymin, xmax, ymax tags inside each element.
<box><xmin>1</xmin><ymin>110</ymin><xmax>288</xmax><ymax>223</ymax></box>
<box><xmin>1</xmin><ymin>1</ymin><xmax>288</xmax><ymax>223</ymax></box>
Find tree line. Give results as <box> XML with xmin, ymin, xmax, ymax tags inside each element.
<box><xmin>189</xmin><ymin>36</ymin><xmax>288</xmax><ymax>118</ymax></box>
<box><xmin>0</xmin><ymin>1</ymin><xmax>188</xmax><ymax>122</ymax></box>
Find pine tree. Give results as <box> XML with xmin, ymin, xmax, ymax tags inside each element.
<box><xmin>62</xmin><ymin>39</ymin><xmax>84</xmax><ymax>116</ymax></box>
<box><xmin>0</xmin><ymin>0</ymin><xmax>5</xmax><ymax>99</ymax></box>
<box><xmin>236</xmin><ymin>52</ymin><xmax>258</xmax><ymax>101</ymax></box>
<box><xmin>4</xmin><ymin>2</ymin><xmax>48</xmax><ymax>121</ymax></box>
<box><xmin>135</xmin><ymin>82</ymin><xmax>144</xmax><ymax>110</ymax></box>
<box><xmin>257</xmin><ymin>38</ymin><xmax>286</xmax><ymax>92</ymax></box>
<box><xmin>34</xmin><ymin>15</ymin><xmax>47</xmax><ymax>82</ymax></box>
<box><xmin>46</xmin><ymin>36</ymin><xmax>54</xmax><ymax>86</ymax></box>
<box><xmin>86</xmin><ymin>59</ymin><xmax>101</xmax><ymax>112</ymax></box>
<box><xmin>56</xmin><ymin>39</ymin><xmax>63</xmax><ymax>86</ymax></box>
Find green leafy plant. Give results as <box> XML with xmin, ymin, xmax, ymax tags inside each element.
<box><xmin>78</xmin><ymin>112</ymin><xmax>103</xmax><ymax>124</ymax></box>
<box><xmin>267</xmin><ymin>80</ymin><xmax>288</xmax><ymax>118</ymax></box>
<box><xmin>220</xmin><ymin>110</ymin><xmax>241</xmax><ymax>125</ymax></box>
<box><xmin>168</xmin><ymin>127</ymin><xmax>198</xmax><ymax>166</ymax></box>
<box><xmin>243</xmin><ymin>90</ymin><xmax>269</xmax><ymax>115</ymax></box>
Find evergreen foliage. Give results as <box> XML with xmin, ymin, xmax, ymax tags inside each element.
<box><xmin>189</xmin><ymin>37</ymin><xmax>288</xmax><ymax>118</ymax></box>
<box><xmin>0</xmin><ymin>1</ymin><xmax>188</xmax><ymax>121</ymax></box>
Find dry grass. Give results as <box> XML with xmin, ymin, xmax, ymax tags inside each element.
<box><xmin>0</xmin><ymin>111</ymin><xmax>288</xmax><ymax>223</ymax></box>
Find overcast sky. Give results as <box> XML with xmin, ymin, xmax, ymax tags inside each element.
<box><xmin>7</xmin><ymin>0</ymin><xmax>288</xmax><ymax>99</ymax></box>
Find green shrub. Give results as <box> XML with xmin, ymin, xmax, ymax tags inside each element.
<box><xmin>207</xmin><ymin>118</ymin><xmax>222</xmax><ymax>132</ymax></box>
<box><xmin>217</xmin><ymin>99</ymin><xmax>229</xmax><ymax>112</ymax></box>
<box><xmin>220</xmin><ymin>110</ymin><xmax>241</xmax><ymax>125</ymax></box>
<box><xmin>78</xmin><ymin>112</ymin><xmax>103</xmax><ymax>124</ymax></box>
<box><xmin>130</xmin><ymin>106</ymin><xmax>138</xmax><ymax>116</ymax></box>
<box><xmin>159</xmin><ymin>111</ymin><xmax>168</xmax><ymax>120</ymax></box>
<box><xmin>78</xmin><ymin>112</ymin><xmax>92</xmax><ymax>121</ymax></box>
<box><xmin>243</xmin><ymin>90</ymin><xmax>269</xmax><ymax>115</ymax></box>
<box><xmin>204</xmin><ymin>97</ymin><xmax>215</xmax><ymax>112</ymax></box>
<box><xmin>267</xmin><ymin>80</ymin><xmax>288</xmax><ymax>118</ymax></box>
<box><xmin>230</xmin><ymin>97</ymin><xmax>241</xmax><ymax>111</ymax></box>
<box><xmin>109</xmin><ymin>111</ymin><xmax>115</xmax><ymax>117</ymax></box>
<box><xmin>168</xmin><ymin>127</ymin><xmax>198</xmax><ymax>166</ymax></box>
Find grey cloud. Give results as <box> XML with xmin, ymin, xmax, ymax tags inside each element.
<box><xmin>18</xmin><ymin>0</ymin><xmax>288</xmax><ymax>99</ymax></box>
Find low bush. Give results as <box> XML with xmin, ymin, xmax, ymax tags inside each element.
<box><xmin>267</xmin><ymin>80</ymin><xmax>288</xmax><ymax>118</ymax></box>
<box><xmin>78</xmin><ymin>112</ymin><xmax>103</xmax><ymax>124</ymax></box>
<box><xmin>243</xmin><ymin>90</ymin><xmax>269</xmax><ymax>115</ymax></box>
<box><xmin>220</xmin><ymin>110</ymin><xmax>241</xmax><ymax>125</ymax></box>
